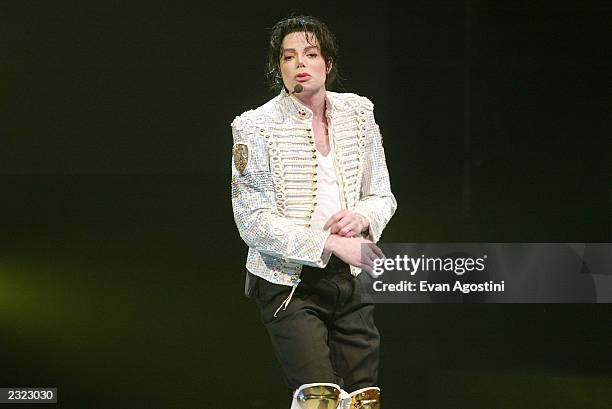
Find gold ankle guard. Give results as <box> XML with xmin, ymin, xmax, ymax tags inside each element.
<box><xmin>295</xmin><ymin>385</ymin><xmax>341</xmax><ymax>409</ymax></box>
<box><xmin>350</xmin><ymin>388</ymin><xmax>380</xmax><ymax>409</ymax></box>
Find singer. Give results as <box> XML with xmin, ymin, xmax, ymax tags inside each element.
<box><xmin>230</xmin><ymin>15</ymin><xmax>396</xmax><ymax>409</ymax></box>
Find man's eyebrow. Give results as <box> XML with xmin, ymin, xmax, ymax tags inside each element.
<box><xmin>281</xmin><ymin>45</ymin><xmax>319</xmax><ymax>53</ymax></box>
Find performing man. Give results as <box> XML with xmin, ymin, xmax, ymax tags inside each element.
<box><xmin>231</xmin><ymin>15</ymin><xmax>396</xmax><ymax>409</ymax></box>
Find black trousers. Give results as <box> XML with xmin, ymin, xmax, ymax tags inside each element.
<box><xmin>246</xmin><ymin>256</ymin><xmax>380</xmax><ymax>395</ymax></box>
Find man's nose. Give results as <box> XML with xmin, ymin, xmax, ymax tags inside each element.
<box><xmin>296</xmin><ymin>54</ymin><xmax>305</xmax><ymax>67</ymax></box>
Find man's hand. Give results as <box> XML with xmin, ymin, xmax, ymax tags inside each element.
<box><xmin>324</xmin><ymin>235</ymin><xmax>384</xmax><ymax>275</ymax></box>
<box><xmin>324</xmin><ymin>210</ymin><xmax>370</xmax><ymax>238</ymax></box>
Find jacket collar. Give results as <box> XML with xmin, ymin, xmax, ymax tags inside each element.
<box><xmin>278</xmin><ymin>88</ymin><xmax>337</xmax><ymax>122</ymax></box>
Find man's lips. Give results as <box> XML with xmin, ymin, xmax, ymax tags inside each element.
<box><xmin>295</xmin><ymin>73</ymin><xmax>311</xmax><ymax>81</ymax></box>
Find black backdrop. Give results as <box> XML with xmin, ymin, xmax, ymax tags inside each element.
<box><xmin>2</xmin><ymin>1</ymin><xmax>611</xmax><ymax>408</ymax></box>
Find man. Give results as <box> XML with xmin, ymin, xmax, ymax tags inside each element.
<box><xmin>231</xmin><ymin>15</ymin><xmax>396</xmax><ymax>409</ymax></box>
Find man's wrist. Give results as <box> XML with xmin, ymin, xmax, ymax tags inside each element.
<box><xmin>324</xmin><ymin>234</ymin><xmax>342</xmax><ymax>253</ymax></box>
<box><xmin>356</xmin><ymin>213</ymin><xmax>370</xmax><ymax>233</ymax></box>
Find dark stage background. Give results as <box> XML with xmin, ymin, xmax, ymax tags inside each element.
<box><xmin>2</xmin><ymin>1</ymin><xmax>611</xmax><ymax>408</ymax></box>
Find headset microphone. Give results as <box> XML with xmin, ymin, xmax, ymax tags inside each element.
<box><xmin>289</xmin><ymin>84</ymin><xmax>303</xmax><ymax>95</ymax></box>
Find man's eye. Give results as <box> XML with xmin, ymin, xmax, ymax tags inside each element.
<box><xmin>283</xmin><ymin>55</ymin><xmax>294</xmax><ymax>61</ymax></box>
<box><xmin>308</xmin><ymin>53</ymin><xmax>318</xmax><ymax>57</ymax></box>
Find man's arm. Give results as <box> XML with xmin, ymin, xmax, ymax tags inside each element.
<box><xmin>352</xmin><ymin>98</ymin><xmax>397</xmax><ymax>242</ymax></box>
<box><xmin>231</xmin><ymin>114</ymin><xmax>331</xmax><ymax>267</ymax></box>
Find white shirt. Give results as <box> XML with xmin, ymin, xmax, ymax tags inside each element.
<box><xmin>310</xmin><ymin>149</ymin><xmax>342</xmax><ymax>232</ymax></box>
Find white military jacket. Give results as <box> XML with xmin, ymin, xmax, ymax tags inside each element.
<box><xmin>231</xmin><ymin>89</ymin><xmax>396</xmax><ymax>288</ymax></box>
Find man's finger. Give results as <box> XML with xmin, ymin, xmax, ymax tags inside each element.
<box><xmin>347</xmin><ymin>228</ymin><xmax>360</xmax><ymax>238</ymax></box>
<box><xmin>361</xmin><ymin>255</ymin><xmax>374</xmax><ymax>271</ymax></box>
<box><xmin>339</xmin><ymin>221</ymin><xmax>356</xmax><ymax>236</ymax></box>
<box><xmin>323</xmin><ymin>210</ymin><xmax>347</xmax><ymax>230</ymax></box>
<box><xmin>335</xmin><ymin>215</ymin><xmax>352</xmax><ymax>230</ymax></box>
<box><xmin>371</xmin><ymin>244</ymin><xmax>385</xmax><ymax>259</ymax></box>
<box><xmin>361</xmin><ymin>246</ymin><xmax>376</xmax><ymax>267</ymax></box>
<box><xmin>323</xmin><ymin>218</ymin><xmax>334</xmax><ymax>231</ymax></box>
<box><xmin>328</xmin><ymin>215</ymin><xmax>354</xmax><ymax>235</ymax></box>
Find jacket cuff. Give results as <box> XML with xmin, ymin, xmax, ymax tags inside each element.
<box><xmin>352</xmin><ymin>209</ymin><xmax>381</xmax><ymax>243</ymax></box>
<box><xmin>288</xmin><ymin>229</ymin><xmax>332</xmax><ymax>267</ymax></box>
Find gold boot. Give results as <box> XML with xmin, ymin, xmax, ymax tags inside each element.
<box><xmin>292</xmin><ymin>383</ymin><xmax>342</xmax><ymax>409</ymax></box>
<box><xmin>349</xmin><ymin>387</ymin><xmax>380</xmax><ymax>409</ymax></box>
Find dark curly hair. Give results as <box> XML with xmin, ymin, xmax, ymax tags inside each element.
<box><xmin>266</xmin><ymin>15</ymin><xmax>340</xmax><ymax>93</ymax></box>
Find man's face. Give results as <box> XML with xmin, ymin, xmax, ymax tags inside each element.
<box><xmin>280</xmin><ymin>31</ymin><xmax>330</xmax><ymax>96</ymax></box>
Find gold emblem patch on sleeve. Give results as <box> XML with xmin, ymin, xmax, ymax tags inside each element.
<box><xmin>233</xmin><ymin>143</ymin><xmax>249</xmax><ymax>175</ymax></box>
